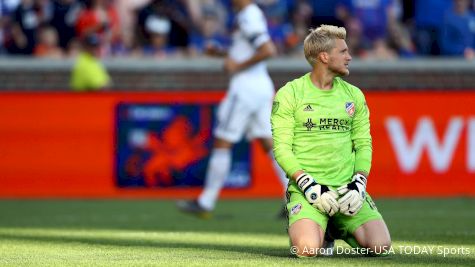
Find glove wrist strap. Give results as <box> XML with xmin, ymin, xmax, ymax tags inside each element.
<box><xmin>296</xmin><ymin>173</ymin><xmax>315</xmax><ymax>193</ymax></box>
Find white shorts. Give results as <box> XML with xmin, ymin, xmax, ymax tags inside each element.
<box><xmin>214</xmin><ymin>75</ymin><xmax>274</xmax><ymax>143</ymax></box>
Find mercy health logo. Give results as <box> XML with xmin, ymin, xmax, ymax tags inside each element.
<box><xmin>385</xmin><ymin>116</ymin><xmax>475</xmax><ymax>173</ymax></box>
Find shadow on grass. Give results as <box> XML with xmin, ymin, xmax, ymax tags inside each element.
<box><xmin>0</xmin><ymin>231</ymin><xmax>288</xmax><ymax>258</ymax></box>
<box><xmin>0</xmin><ymin>199</ymin><xmax>288</xmax><ymax>235</ymax></box>
<box><xmin>1</xmin><ymin>232</ymin><xmax>474</xmax><ymax>266</ymax></box>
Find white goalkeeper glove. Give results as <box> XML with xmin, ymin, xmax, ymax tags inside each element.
<box><xmin>337</xmin><ymin>173</ymin><xmax>367</xmax><ymax>216</ymax></box>
<box><xmin>296</xmin><ymin>173</ymin><xmax>339</xmax><ymax>216</ymax></box>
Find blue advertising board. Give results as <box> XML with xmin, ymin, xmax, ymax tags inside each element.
<box><xmin>115</xmin><ymin>103</ymin><xmax>251</xmax><ymax>188</ymax></box>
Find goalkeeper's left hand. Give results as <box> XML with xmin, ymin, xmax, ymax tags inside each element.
<box><xmin>337</xmin><ymin>173</ymin><xmax>367</xmax><ymax>216</ymax></box>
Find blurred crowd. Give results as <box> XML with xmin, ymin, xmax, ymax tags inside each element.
<box><xmin>1</xmin><ymin>0</ymin><xmax>475</xmax><ymax>59</ymax></box>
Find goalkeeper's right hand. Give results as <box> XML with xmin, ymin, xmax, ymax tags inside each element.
<box><xmin>295</xmin><ymin>173</ymin><xmax>339</xmax><ymax>216</ymax></box>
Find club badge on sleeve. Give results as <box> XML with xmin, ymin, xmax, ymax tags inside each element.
<box><xmin>345</xmin><ymin>102</ymin><xmax>355</xmax><ymax>117</ymax></box>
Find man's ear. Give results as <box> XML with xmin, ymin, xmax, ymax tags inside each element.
<box><xmin>319</xmin><ymin>52</ymin><xmax>329</xmax><ymax>64</ymax></box>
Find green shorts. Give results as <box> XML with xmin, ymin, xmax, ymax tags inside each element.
<box><xmin>286</xmin><ymin>180</ymin><xmax>382</xmax><ymax>242</ymax></box>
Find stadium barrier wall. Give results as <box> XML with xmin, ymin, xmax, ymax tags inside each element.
<box><xmin>0</xmin><ymin>91</ymin><xmax>474</xmax><ymax>198</ymax></box>
<box><xmin>2</xmin><ymin>58</ymin><xmax>475</xmax><ymax>91</ymax></box>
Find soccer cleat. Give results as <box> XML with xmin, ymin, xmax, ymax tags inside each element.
<box><xmin>176</xmin><ymin>200</ymin><xmax>212</xmax><ymax>219</ymax></box>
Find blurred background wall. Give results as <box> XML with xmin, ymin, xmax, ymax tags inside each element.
<box><xmin>0</xmin><ymin>58</ymin><xmax>475</xmax><ymax>90</ymax></box>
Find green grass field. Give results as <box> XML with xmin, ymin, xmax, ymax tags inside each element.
<box><xmin>0</xmin><ymin>198</ymin><xmax>474</xmax><ymax>266</ymax></box>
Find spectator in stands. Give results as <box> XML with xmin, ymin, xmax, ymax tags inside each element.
<box><xmin>6</xmin><ymin>0</ymin><xmax>44</xmax><ymax>54</ymax></box>
<box><xmin>34</xmin><ymin>24</ymin><xmax>63</xmax><ymax>58</ymax></box>
<box><xmin>164</xmin><ymin>0</ymin><xmax>195</xmax><ymax>55</ymax></box>
<box><xmin>70</xmin><ymin>33</ymin><xmax>111</xmax><ymax>91</ymax></box>
<box><xmin>65</xmin><ymin>37</ymin><xmax>81</xmax><ymax>56</ymax></box>
<box><xmin>0</xmin><ymin>0</ymin><xmax>20</xmax><ymax>54</ymax></box>
<box><xmin>285</xmin><ymin>0</ymin><xmax>312</xmax><ymax>56</ymax></box>
<box><xmin>50</xmin><ymin>0</ymin><xmax>81</xmax><ymax>54</ymax></box>
<box><xmin>115</xmin><ymin>0</ymin><xmax>151</xmax><ymax>54</ymax></box>
<box><xmin>337</xmin><ymin>0</ymin><xmax>397</xmax><ymax>59</ymax></box>
<box><xmin>136</xmin><ymin>0</ymin><xmax>166</xmax><ymax>55</ymax></box>
<box><xmin>414</xmin><ymin>0</ymin><xmax>452</xmax><ymax>56</ymax></box>
<box><xmin>139</xmin><ymin>14</ymin><xmax>175</xmax><ymax>58</ymax></box>
<box><xmin>256</xmin><ymin>0</ymin><xmax>292</xmax><ymax>54</ymax></box>
<box><xmin>387</xmin><ymin>19</ymin><xmax>416</xmax><ymax>58</ymax></box>
<box><xmin>189</xmin><ymin>0</ymin><xmax>229</xmax><ymax>54</ymax></box>
<box><xmin>137</xmin><ymin>0</ymin><xmax>200</xmax><ymax>56</ymax></box>
<box><xmin>286</xmin><ymin>0</ymin><xmax>345</xmax><ymax>56</ymax></box>
<box><xmin>308</xmin><ymin>0</ymin><xmax>344</xmax><ymax>28</ymax></box>
<box><xmin>440</xmin><ymin>0</ymin><xmax>475</xmax><ymax>59</ymax></box>
<box><xmin>75</xmin><ymin>0</ymin><xmax>121</xmax><ymax>56</ymax></box>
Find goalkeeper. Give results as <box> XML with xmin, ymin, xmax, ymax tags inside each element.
<box><xmin>271</xmin><ymin>25</ymin><xmax>391</xmax><ymax>258</ymax></box>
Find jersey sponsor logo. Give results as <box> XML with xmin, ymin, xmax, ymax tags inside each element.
<box><xmin>303</xmin><ymin>118</ymin><xmax>316</xmax><ymax>131</ymax></box>
<box><xmin>303</xmin><ymin>104</ymin><xmax>314</xmax><ymax>111</ymax></box>
<box><xmin>345</xmin><ymin>102</ymin><xmax>355</xmax><ymax>117</ymax></box>
<box><xmin>318</xmin><ymin>118</ymin><xmax>351</xmax><ymax>131</ymax></box>
<box><xmin>290</xmin><ymin>203</ymin><xmax>302</xmax><ymax>215</ymax></box>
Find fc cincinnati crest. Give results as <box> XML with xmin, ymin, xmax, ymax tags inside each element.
<box><xmin>345</xmin><ymin>102</ymin><xmax>355</xmax><ymax>117</ymax></box>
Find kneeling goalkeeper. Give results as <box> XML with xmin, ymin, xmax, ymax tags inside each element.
<box><xmin>271</xmin><ymin>25</ymin><xmax>391</xmax><ymax>258</ymax></box>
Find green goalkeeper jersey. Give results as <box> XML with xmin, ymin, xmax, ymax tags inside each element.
<box><xmin>271</xmin><ymin>73</ymin><xmax>372</xmax><ymax>187</ymax></box>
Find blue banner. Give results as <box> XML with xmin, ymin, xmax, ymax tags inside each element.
<box><xmin>115</xmin><ymin>103</ymin><xmax>251</xmax><ymax>188</ymax></box>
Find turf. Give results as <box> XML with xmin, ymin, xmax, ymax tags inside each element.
<box><xmin>0</xmin><ymin>198</ymin><xmax>474</xmax><ymax>266</ymax></box>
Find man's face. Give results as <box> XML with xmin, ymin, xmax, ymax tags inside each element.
<box><xmin>327</xmin><ymin>39</ymin><xmax>352</xmax><ymax>76</ymax></box>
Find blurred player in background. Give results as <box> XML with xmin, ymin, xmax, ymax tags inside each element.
<box><xmin>271</xmin><ymin>25</ymin><xmax>391</xmax><ymax>257</ymax></box>
<box><xmin>177</xmin><ymin>0</ymin><xmax>288</xmax><ymax>218</ymax></box>
<box><xmin>70</xmin><ymin>33</ymin><xmax>111</xmax><ymax>91</ymax></box>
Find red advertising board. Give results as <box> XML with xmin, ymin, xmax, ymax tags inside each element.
<box><xmin>0</xmin><ymin>91</ymin><xmax>473</xmax><ymax>198</ymax></box>
<box><xmin>369</xmin><ymin>92</ymin><xmax>474</xmax><ymax>197</ymax></box>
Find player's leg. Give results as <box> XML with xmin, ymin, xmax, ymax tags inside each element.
<box><xmin>176</xmin><ymin>137</ymin><xmax>232</xmax><ymax>218</ymax></box>
<box><xmin>352</xmin><ymin>219</ymin><xmax>391</xmax><ymax>254</ymax></box>
<box><xmin>333</xmin><ymin>194</ymin><xmax>391</xmax><ymax>255</ymax></box>
<box><xmin>177</xmin><ymin>92</ymin><xmax>252</xmax><ymax>218</ymax></box>
<box><xmin>176</xmin><ymin>137</ymin><xmax>233</xmax><ymax>218</ymax></box>
<box><xmin>289</xmin><ymin>219</ymin><xmax>324</xmax><ymax>257</ymax></box>
<box><xmin>287</xmin><ymin>181</ymin><xmax>329</xmax><ymax>257</ymax></box>
<box><xmin>195</xmin><ymin>138</ymin><xmax>233</xmax><ymax>213</ymax></box>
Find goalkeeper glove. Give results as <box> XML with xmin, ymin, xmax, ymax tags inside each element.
<box><xmin>295</xmin><ymin>173</ymin><xmax>339</xmax><ymax>216</ymax></box>
<box><xmin>337</xmin><ymin>173</ymin><xmax>367</xmax><ymax>216</ymax></box>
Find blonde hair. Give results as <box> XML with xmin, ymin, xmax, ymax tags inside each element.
<box><xmin>303</xmin><ymin>25</ymin><xmax>347</xmax><ymax>67</ymax></box>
